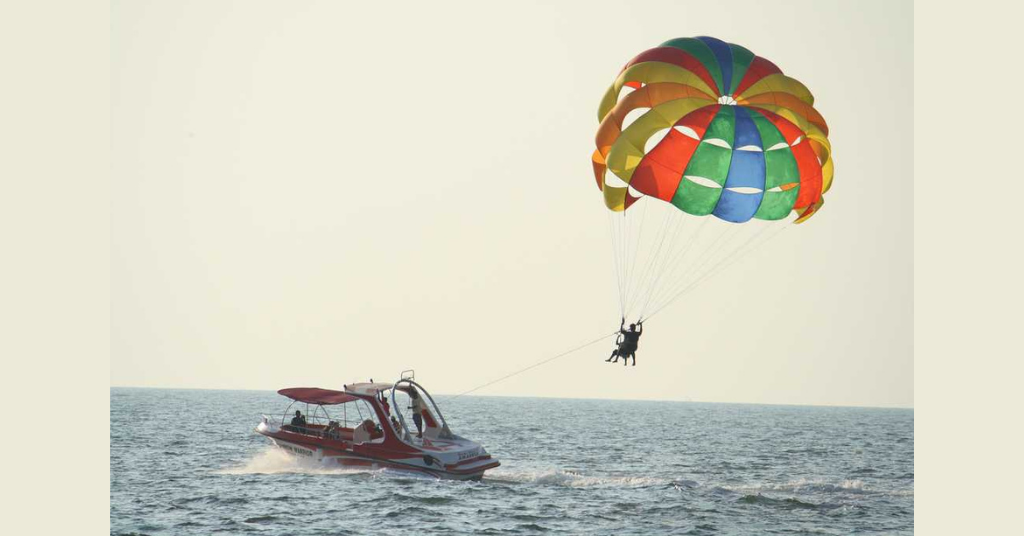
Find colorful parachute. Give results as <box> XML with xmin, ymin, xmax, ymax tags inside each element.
<box><xmin>592</xmin><ymin>36</ymin><xmax>833</xmax><ymax>224</ymax></box>
<box><xmin>593</xmin><ymin>37</ymin><xmax>834</xmax><ymax>322</ymax></box>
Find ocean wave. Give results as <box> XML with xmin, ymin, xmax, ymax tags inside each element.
<box><xmin>242</xmin><ymin>515</ymin><xmax>278</xmax><ymax>524</ymax></box>
<box><xmin>670</xmin><ymin>479</ymin><xmax>700</xmax><ymax>490</ymax></box>
<box><xmin>738</xmin><ymin>494</ymin><xmax>828</xmax><ymax>510</ymax></box>
<box><xmin>390</xmin><ymin>493</ymin><xmax>457</xmax><ymax>505</ymax></box>
<box><xmin>383</xmin><ymin>505</ymin><xmax>434</xmax><ymax>517</ymax></box>
<box><xmin>726</xmin><ymin>478</ymin><xmax>869</xmax><ymax>495</ymax></box>
<box><xmin>782</xmin><ymin>447</ymin><xmax>831</xmax><ymax>455</ymax></box>
<box><xmin>168</xmin><ymin>495</ymin><xmax>250</xmax><ymax>508</ymax></box>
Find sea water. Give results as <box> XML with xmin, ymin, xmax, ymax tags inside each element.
<box><xmin>110</xmin><ymin>388</ymin><xmax>913</xmax><ymax>535</ymax></box>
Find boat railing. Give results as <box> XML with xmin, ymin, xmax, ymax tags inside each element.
<box><xmin>266</xmin><ymin>413</ymin><xmax>374</xmax><ymax>436</ymax></box>
<box><xmin>266</xmin><ymin>412</ymin><xmax>334</xmax><ymax>424</ymax></box>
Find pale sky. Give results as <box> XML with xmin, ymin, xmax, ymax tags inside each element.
<box><xmin>112</xmin><ymin>0</ymin><xmax>912</xmax><ymax>407</ymax></box>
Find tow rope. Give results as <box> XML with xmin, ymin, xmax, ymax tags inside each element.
<box><xmin>447</xmin><ymin>330</ymin><xmax>618</xmax><ymax>399</ymax></box>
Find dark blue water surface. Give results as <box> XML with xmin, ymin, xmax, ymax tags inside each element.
<box><xmin>111</xmin><ymin>388</ymin><xmax>913</xmax><ymax>535</ymax></box>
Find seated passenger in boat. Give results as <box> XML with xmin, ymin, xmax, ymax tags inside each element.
<box><xmin>290</xmin><ymin>410</ymin><xmax>307</xmax><ymax>432</ymax></box>
<box><xmin>324</xmin><ymin>420</ymin><xmax>341</xmax><ymax>440</ymax></box>
<box><xmin>353</xmin><ymin>419</ymin><xmax>377</xmax><ymax>444</ymax></box>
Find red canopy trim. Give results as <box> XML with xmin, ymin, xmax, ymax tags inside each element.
<box><xmin>277</xmin><ymin>387</ymin><xmax>358</xmax><ymax>405</ymax></box>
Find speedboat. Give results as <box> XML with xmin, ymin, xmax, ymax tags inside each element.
<box><xmin>255</xmin><ymin>371</ymin><xmax>500</xmax><ymax>480</ymax></box>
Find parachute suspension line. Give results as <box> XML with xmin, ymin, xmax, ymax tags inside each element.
<box><xmin>616</xmin><ymin>211</ymin><xmax>627</xmax><ymax>314</ymax></box>
<box><xmin>645</xmin><ymin>225</ymin><xmax>767</xmax><ymax>321</ymax></box>
<box><xmin>641</xmin><ymin>220</ymin><xmax>734</xmax><ymax>319</ymax></box>
<box><xmin>628</xmin><ymin>207</ymin><xmax>684</xmax><ymax>318</ymax></box>
<box><xmin>620</xmin><ymin>200</ymin><xmax>661</xmax><ymax>317</ymax></box>
<box><xmin>684</xmin><ymin>223</ymin><xmax>743</xmax><ymax>283</ymax></box>
<box><xmin>622</xmin><ymin>206</ymin><xmax>633</xmax><ymax>310</ymax></box>
<box><xmin>623</xmin><ymin>206</ymin><xmax>679</xmax><ymax>318</ymax></box>
<box><xmin>621</xmin><ymin>196</ymin><xmax>651</xmax><ymax>310</ymax></box>
<box><xmin>609</xmin><ymin>199</ymin><xmax>793</xmax><ymax>324</ymax></box>
<box><xmin>710</xmin><ymin>221</ymin><xmax>791</xmax><ymax>279</ymax></box>
<box><xmin>620</xmin><ymin>209</ymin><xmax>630</xmax><ymax>313</ymax></box>
<box><xmin>613</xmin><ymin>205</ymin><xmax>634</xmax><ymax>317</ymax></box>
<box><xmin>645</xmin><ymin>221</ymin><xmax>791</xmax><ymax>321</ymax></box>
<box><xmin>606</xmin><ymin>214</ymin><xmax>622</xmax><ymax>315</ymax></box>
<box><xmin>672</xmin><ymin>220</ymin><xmax>781</xmax><ymax>302</ymax></box>
<box><xmin>606</xmin><ymin>212</ymin><xmax>625</xmax><ymax>316</ymax></box>
<box><xmin>645</xmin><ymin>222</ymin><xmax>744</xmax><ymax>316</ymax></box>
<box><xmin>685</xmin><ymin>222</ymin><xmax>791</xmax><ymax>294</ymax></box>
<box><xmin>447</xmin><ymin>331</ymin><xmax>619</xmax><ymax>399</ymax></box>
<box><xmin>613</xmin><ymin>213</ymin><xmax>628</xmax><ymax>316</ymax></box>
<box><xmin>639</xmin><ymin>211</ymin><xmax>702</xmax><ymax>315</ymax></box>
<box><xmin>639</xmin><ymin>215</ymin><xmax>710</xmax><ymax>318</ymax></box>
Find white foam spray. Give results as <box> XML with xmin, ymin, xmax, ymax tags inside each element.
<box><xmin>487</xmin><ymin>468</ymin><xmax>667</xmax><ymax>488</ymax></box>
<box><xmin>215</xmin><ymin>447</ymin><xmax>374</xmax><ymax>476</ymax></box>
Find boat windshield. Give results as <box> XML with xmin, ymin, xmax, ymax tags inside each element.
<box><xmin>390</xmin><ymin>379</ymin><xmax>453</xmax><ymax>442</ymax></box>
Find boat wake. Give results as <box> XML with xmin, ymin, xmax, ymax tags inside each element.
<box><xmin>487</xmin><ymin>468</ymin><xmax>668</xmax><ymax>488</ymax></box>
<box><xmin>216</xmin><ymin>448</ymin><xmax>447</xmax><ymax>481</ymax></box>
<box><xmin>216</xmin><ymin>447</ymin><xmax>377</xmax><ymax>476</ymax></box>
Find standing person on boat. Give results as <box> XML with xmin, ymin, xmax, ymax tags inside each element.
<box><xmin>409</xmin><ymin>389</ymin><xmax>426</xmax><ymax>438</ymax></box>
<box><xmin>617</xmin><ymin>318</ymin><xmax>642</xmax><ymax>366</ymax></box>
<box><xmin>379</xmin><ymin>390</ymin><xmax>391</xmax><ymax>417</ymax></box>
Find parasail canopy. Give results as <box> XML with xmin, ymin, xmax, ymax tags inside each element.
<box><xmin>593</xmin><ymin>37</ymin><xmax>835</xmax><ymax>322</ymax></box>
<box><xmin>593</xmin><ymin>36</ymin><xmax>833</xmax><ymax>224</ymax></box>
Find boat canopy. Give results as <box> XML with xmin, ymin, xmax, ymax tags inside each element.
<box><xmin>277</xmin><ymin>387</ymin><xmax>359</xmax><ymax>405</ymax></box>
<box><xmin>344</xmin><ymin>382</ymin><xmax>394</xmax><ymax>396</ymax></box>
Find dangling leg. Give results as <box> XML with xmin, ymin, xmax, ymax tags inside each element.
<box><xmin>631</xmin><ymin>352</ymin><xmax>636</xmax><ymax>366</ymax></box>
<box><xmin>606</xmin><ymin>349</ymin><xmax>618</xmax><ymax>362</ymax></box>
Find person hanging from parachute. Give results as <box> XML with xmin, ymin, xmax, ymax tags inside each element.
<box><xmin>591</xmin><ymin>36</ymin><xmax>834</xmax><ymax>365</ymax></box>
<box><xmin>605</xmin><ymin>317</ymin><xmax>643</xmax><ymax>366</ymax></box>
<box><xmin>605</xmin><ymin>331</ymin><xmax>625</xmax><ymax>363</ymax></box>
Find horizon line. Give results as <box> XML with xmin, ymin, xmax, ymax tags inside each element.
<box><xmin>109</xmin><ymin>385</ymin><xmax>913</xmax><ymax>411</ymax></box>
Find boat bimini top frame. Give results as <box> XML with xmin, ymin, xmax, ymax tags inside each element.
<box><xmin>391</xmin><ymin>377</ymin><xmax>454</xmax><ymax>442</ymax></box>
